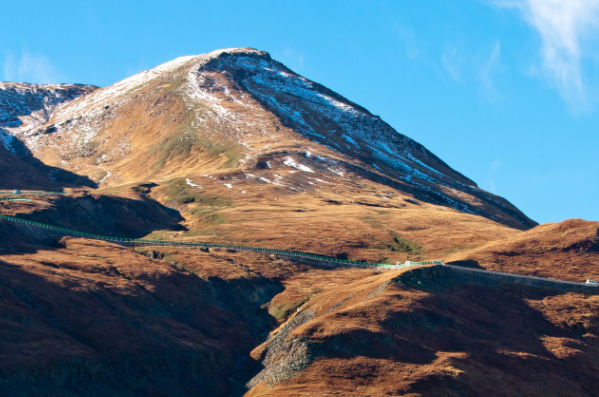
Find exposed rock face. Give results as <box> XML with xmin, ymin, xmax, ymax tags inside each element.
<box><xmin>195</xmin><ymin>50</ymin><xmax>475</xmax><ymax>186</ymax></box>
<box><xmin>247</xmin><ymin>310</ymin><xmax>317</xmax><ymax>388</ymax></box>
<box><xmin>0</xmin><ymin>82</ymin><xmax>97</xmax><ymax>152</ymax></box>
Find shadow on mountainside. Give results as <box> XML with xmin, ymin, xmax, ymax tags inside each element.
<box><xmin>445</xmin><ymin>259</ymin><xmax>484</xmax><ymax>269</ymax></box>
<box><xmin>244</xmin><ymin>264</ymin><xmax>599</xmax><ymax>396</ymax></box>
<box><xmin>0</xmin><ymin>193</ymin><xmax>186</xmax><ymax>255</ymax></box>
<box><xmin>0</xmin><ymin>240</ymin><xmax>283</xmax><ymax>397</ymax></box>
<box><xmin>396</xmin><ymin>285</ymin><xmax>599</xmax><ymax>396</ymax></box>
<box><xmin>0</xmin><ymin>136</ymin><xmax>96</xmax><ymax>189</ymax></box>
<box><xmin>313</xmin><ymin>287</ymin><xmax>583</xmax><ymax>361</ymax></box>
<box><xmin>340</xmin><ymin>161</ymin><xmax>538</xmax><ymax>231</ymax></box>
<box><xmin>298</xmin><ymin>267</ymin><xmax>599</xmax><ymax>396</ymax></box>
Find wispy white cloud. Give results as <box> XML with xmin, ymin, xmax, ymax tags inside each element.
<box><xmin>278</xmin><ymin>47</ymin><xmax>305</xmax><ymax>72</ymax></box>
<box><xmin>442</xmin><ymin>46</ymin><xmax>462</xmax><ymax>81</ymax></box>
<box><xmin>396</xmin><ymin>25</ymin><xmax>418</xmax><ymax>60</ymax></box>
<box><xmin>478</xmin><ymin>41</ymin><xmax>502</xmax><ymax>100</ymax></box>
<box><xmin>488</xmin><ymin>159</ymin><xmax>501</xmax><ymax>193</ymax></box>
<box><xmin>494</xmin><ymin>0</ymin><xmax>599</xmax><ymax>108</ymax></box>
<box><xmin>2</xmin><ymin>50</ymin><xmax>64</xmax><ymax>84</ymax></box>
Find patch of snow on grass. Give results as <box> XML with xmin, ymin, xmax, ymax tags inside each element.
<box><xmin>99</xmin><ymin>171</ymin><xmax>112</xmax><ymax>184</ymax></box>
<box><xmin>186</xmin><ymin>178</ymin><xmax>203</xmax><ymax>189</ymax></box>
<box><xmin>328</xmin><ymin>167</ymin><xmax>344</xmax><ymax>177</ymax></box>
<box><xmin>283</xmin><ymin>156</ymin><xmax>314</xmax><ymax>173</ymax></box>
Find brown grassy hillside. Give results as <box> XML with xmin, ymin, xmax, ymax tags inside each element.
<box><xmin>246</xmin><ymin>265</ymin><xmax>599</xmax><ymax>397</ymax></box>
<box><xmin>1</xmin><ymin>240</ymin><xmax>597</xmax><ymax>397</ymax></box>
<box><xmin>445</xmin><ymin>219</ymin><xmax>599</xmax><ymax>282</ymax></box>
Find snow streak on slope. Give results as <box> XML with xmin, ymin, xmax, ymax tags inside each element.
<box><xmin>182</xmin><ymin>50</ymin><xmax>537</xmax><ymax>229</ymax></box>
<box><xmin>193</xmin><ymin>51</ymin><xmax>479</xmax><ymax>190</ymax></box>
<box><xmin>283</xmin><ymin>156</ymin><xmax>314</xmax><ymax>173</ymax></box>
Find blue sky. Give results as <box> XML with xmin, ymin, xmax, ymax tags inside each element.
<box><xmin>2</xmin><ymin>0</ymin><xmax>598</xmax><ymax>224</ymax></box>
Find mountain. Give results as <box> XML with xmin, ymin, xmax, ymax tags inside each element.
<box><xmin>0</xmin><ymin>48</ymin><xmax>534</xmax><ymax>230</ymax></box>
<box><xmin>1</xmin><ymin>48</ymin><xmax>597</xmax><ymax>397</ymax></box>
<box><xmin>1</xmin><ymin>227</ymin><xmax>598</xmax><ymax>397</ymax></box>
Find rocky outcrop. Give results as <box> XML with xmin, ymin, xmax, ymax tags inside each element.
<box><xmin>0</xmin><ymin>82</ymin><xmax>96</xmax><ymax>151</ymax></box>
<box><xmin>247</xmin><ymin>309</ymin><xmax>317</xmax><ymax>388</ymax></box>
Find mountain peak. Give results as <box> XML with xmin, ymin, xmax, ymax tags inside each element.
<box><xmin>0</xmin><ymin>48</ymin><xmax>536</xmax><ymax>229</ymax></box>
<box><xmin>201</xmin><ymin>47</ymin><xmax>271</xmax><ymax>59</ymax></box>
<box><xmin>139</xmin><ymin>48</ymin><xmax>271</xmax><ymax>79</ymax></box>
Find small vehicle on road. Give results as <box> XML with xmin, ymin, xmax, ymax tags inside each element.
<box><xmin>586</xmin><ymin>280</ymin><xmax>599</xmax><ymax>286</ymax></box>
<box><xmin>12</xmin><ymin>190</ymin><xmax>21</xmax><ymax>194</ymax></box>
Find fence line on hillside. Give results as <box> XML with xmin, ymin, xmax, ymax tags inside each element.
<box><xmin>0</xmin><ymin>214</ymin><xmax>596</xmax><ymax>290</ymax></box>
<box><xmin>0</xmin><ymin>214</ymin><xmax>402</xmax><ymax>270</ymax></box>
<box><xmin>0</xmin><ymin>191</ymin><xmax>66</xmax><ymax>196</ymax></box>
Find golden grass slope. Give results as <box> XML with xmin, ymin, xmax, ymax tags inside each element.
<box><xmin>445</xmin><ymin>219</ymin><xmax>599</xmax><ymax>282</ymax></box>
<box><xmin>245</xmin><ymin>265</ymin><xmax>599</xmax><ymax>397</ymax></box>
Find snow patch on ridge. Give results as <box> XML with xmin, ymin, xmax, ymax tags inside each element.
<box><xmin>283</xmin><ymin>156</ymin><xmax>314</xmax><ymax>173</ymax></box>
<box><xmin>186</xmin><ymin>178</ymin><xmax>203</xmax><ymax>189</ymax></box>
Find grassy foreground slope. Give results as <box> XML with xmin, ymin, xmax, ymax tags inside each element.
<box><xmin>1</xmin><ymin>236</ymin><xmax>597</xmax><ymax>397</ymax></box>
<box><xmin>446</xmin><ymin>219</ymin><xmax>599</xmax><ymax>282</ymax></box>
